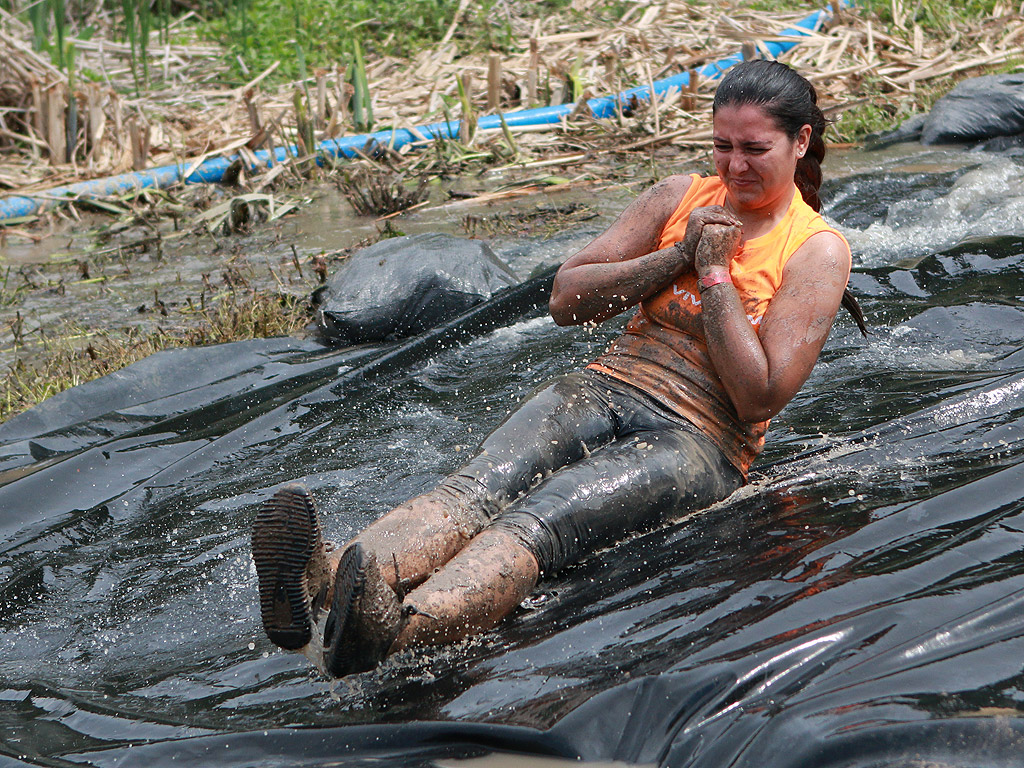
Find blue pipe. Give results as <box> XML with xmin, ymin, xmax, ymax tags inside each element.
<box><xmin>0</xmin><ymin>7</ymin><xmax>829</xmax><ymax>222</ymax></box>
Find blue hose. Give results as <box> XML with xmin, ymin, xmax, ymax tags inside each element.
<box><xmin>0</xmin><ymin>7</ymin><xmax>829</xmax><ymax>222</ymax></box>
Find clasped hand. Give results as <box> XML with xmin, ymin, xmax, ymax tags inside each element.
<box><xmin>695</xmin><ymin>222</ymin><xmax>743</xmax><ymax>275</ymax></box>
<box><xmin>675</xmin><ymin>205</ymin><xmax>743</xmax><ymax>275</ymax></box>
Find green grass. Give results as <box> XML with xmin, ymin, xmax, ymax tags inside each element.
<box><xmin>830</xmin><ymin>99</ymin><xmax>917</xmax><ymax>143</ymax></box>
<box><xmin>857</xmin><ymin>0</ymin><xmax>1003</xmax><ymax>30</ymax></box>
<box><xmin>2</xmin><ymin>0</ymin><xmax>171</xmax><ymax>88</ymax></box>
<box><xmin>744</xmin><ymin>0</ymin><xmax>1004</xmax><ymax>30</ymax></box>
<box><xmin>203</xmin><ymin>0</ymin><xmax>456</xmax><ymax>82</ymax></box>
<box><xmin>199</xmin><ymin>0</ymin><xmax>585</xmax><ymax>84</ymax></box>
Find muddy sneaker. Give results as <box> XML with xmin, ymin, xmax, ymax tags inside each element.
<box><xmin>323</xmin><ymin>542</ymin><xmax>404</xmax><ymax>678</ymax></box>
<box><xmin>252</xmin><ymin>484</ymin><xmax>333</xmax><ymax>654</ymax></box>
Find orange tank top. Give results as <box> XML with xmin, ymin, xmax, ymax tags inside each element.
<box><xmin>587</xmin><ymin>174</ymin><xmax>847</xmax><ymax>476</ymax></box>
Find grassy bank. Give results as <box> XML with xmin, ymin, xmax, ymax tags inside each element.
<box><xmin>1</xmin><ymin>286</ymin><xmax>310</xmax><ymax>421</ymax></box>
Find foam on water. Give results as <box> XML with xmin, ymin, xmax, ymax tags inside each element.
<box><xmin>839</xmin><ymin>156</ymin><xmax>1024</xmax><ymax>266</ymax></box>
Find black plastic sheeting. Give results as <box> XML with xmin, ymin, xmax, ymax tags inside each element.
<box><xmin>868</xmin><ymin>73</ymin><xmax>1024</xmax><ymax>148</ymax></box>
<box><xmin>2</xmin><ymin>177</ymin><xmax>1024</xmax><ymax>767</ymax></box>
<box><xmin>922</xmin><ymin>73</ymin><xmax>1024</xmax><ymax>145</ymax></box>
<box><xmin>312</xmin><ymin>233</ymin><xmax>519</xmax><ymax>346</ymax></box>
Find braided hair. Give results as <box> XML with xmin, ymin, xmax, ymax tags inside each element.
<box><xmin>712</xmin><ymin>59</ymin><xmax>828</xmax><ymax>212</ymax></box>
<box><xmin>712</xmin><ymin>60</ymin><xmax>866</xmax><ymax>334</ymax></box>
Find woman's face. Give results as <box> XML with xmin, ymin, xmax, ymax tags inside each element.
<box><xmin>712</xmin><ymin>103</ymin><xmax>811</xmax><ymax>215</ymax></box>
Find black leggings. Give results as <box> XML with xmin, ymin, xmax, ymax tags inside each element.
<box><xmin>439</xmin><ymin>370</ymin><xmax>743</xmax><ymax>574</ymax></box>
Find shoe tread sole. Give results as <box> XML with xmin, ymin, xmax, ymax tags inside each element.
<box><xmin>324</xmin><ymin>542</ymin><xmax>367</xmax><ymax>678</ymax></box>
<box><xmin>252</xmin><ymin>485</ymin><xmax>320</xmax><ymax>651</ymax></box>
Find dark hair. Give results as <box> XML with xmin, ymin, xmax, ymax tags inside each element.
<box><xmin>713</xmin><ymin>60</ymin><xmax>829</xmax><ymax>212</ymax></box>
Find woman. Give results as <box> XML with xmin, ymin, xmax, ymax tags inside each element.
<box><xmin>252</xmin><ymin>60</ymin><xmax>854</xmax><ymax>678</ymax></box>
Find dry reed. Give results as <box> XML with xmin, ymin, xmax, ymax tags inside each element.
<box><xmin>1</xmin><ymin>1</ymin><xmax>1022</xmax><ymax>206</ymax></box>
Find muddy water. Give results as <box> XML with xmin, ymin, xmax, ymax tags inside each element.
<box><xmin>2</xmin><ymin>143</ymin><xmax>1024</xmax><ymax>767</ymax></box>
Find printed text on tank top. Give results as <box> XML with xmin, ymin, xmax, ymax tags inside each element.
<box><xmin>670</xmin><ymin>275</ymin><xmax>763</xmax><ymax>327</ymax></box>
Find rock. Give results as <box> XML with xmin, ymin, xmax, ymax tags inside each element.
<box><xmin>313</xmin><ymin>233</ymin><xmax>519</xmax><ymax>346</ymax></box>
<box><xmin>921</xmin><ymin>73</ymin><xmax>1024</xmax><ymax>145</ymax></box>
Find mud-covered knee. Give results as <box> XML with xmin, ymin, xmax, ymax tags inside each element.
<box><xmin>489</xmin><ymin>513</ymin><xmax>556</xmax><ymax>576</ymax></box>
<box><xmin>434</xmin><ymin>476</ymin><xmax>502</xmax><ymax>524</ymax></box>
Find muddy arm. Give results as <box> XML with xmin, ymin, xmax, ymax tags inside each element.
<box><xmin>549</xmin><ymin>175</ymin><xmax>739</xmax><ymax>326</ymax></box>
<box><xmin>698</xmin><ymin>225</ymin><xmax>851</xmax><ymax>422</ymax></box>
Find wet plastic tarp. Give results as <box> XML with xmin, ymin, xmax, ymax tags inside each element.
<box><xmin>313</xmin><ymin>233</ymin><xmax>519</xmax><ymax>346</ymax></box>
<box><xmin>922</xmin><ymin>73</ymin><xmax>1024</xmax><ymax>145</ymax></box>
<box><xmin>872</xmin><ymin>73</ymin><xmax>1024</xmax><ymax>148</ymax></box>
<box><xmin>2</xmin><ymin>159</ymin><xmax>1024</xmax><ymax>768</ymax></box>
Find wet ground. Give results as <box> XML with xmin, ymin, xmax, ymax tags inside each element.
<box><xmin>2</xmin><ymin>141</ymin><xmax>1024</xmax><ymax>766</ymax></box>
<box><xmin>0</xmin><ymin>169</ymin><xmax>637</xmax><ymax>382</ymax></box>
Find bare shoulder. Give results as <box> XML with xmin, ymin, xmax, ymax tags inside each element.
<box><xmin>650</xmin><ymin>172</ymin><xmax>695</xmax><ymax>194</ymax></box>
<box><xmin>785</xmin><ymin>230</ymin><xmax>851</xmax><ymax>281</ymax></box>
<box><xmin>601</xmin><ymin>173</ymin><xmax>694</xmax><ymax>244</ymax></box>
<box><xmin>629</xmin><ymin>173</ymin><xmax>694</xmax><ymax>218</ymax></box>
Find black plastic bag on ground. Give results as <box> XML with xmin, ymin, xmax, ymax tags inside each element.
<box><xmin>865</xmin><ymin>113</ymin><xmax>926</xmax><ymax>149</ymax></box>
<box><xmin>922</xmin><ymin>73</ymin><xmax>1024</xmax><ymax>144</ymax></box>
<box><xmin>313</xmin><ymin>233</ymin><xmax>519</xmax><ymax>346</ymax></box>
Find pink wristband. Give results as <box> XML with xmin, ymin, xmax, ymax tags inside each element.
<box><xmin>698</xmin><ymin>268</ymin><xmax>732</xmax><ymax>292</ymax></box>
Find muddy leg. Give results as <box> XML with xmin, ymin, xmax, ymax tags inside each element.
<box><xmin>330</xmin><ymin>372</ymin><xmax>621</xmax><ymax>594</ymax></box>
<box><xmin>327</xmin><ymin>485</ymin><xmax>491</xmax><ymax>593</ymax></box>
<box><xmin>391</xmin><ymin>527</ymin><xmax>540</xmax><ymax>652</ymax></box>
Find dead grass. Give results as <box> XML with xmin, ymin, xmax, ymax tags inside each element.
<box><xmin>3</xmin><ymin>1</ymin><xmax>1024</xmax><ymax>205</ymax></box>
<box><xmin>0</xmin><ymin>287</ymin><xmax>310</xmax><ymax>421</ymax></box>
<box><xmin>336</xmin><ymin>166</ymin><xmax>431</xmax><ymax>217</ymax></box>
